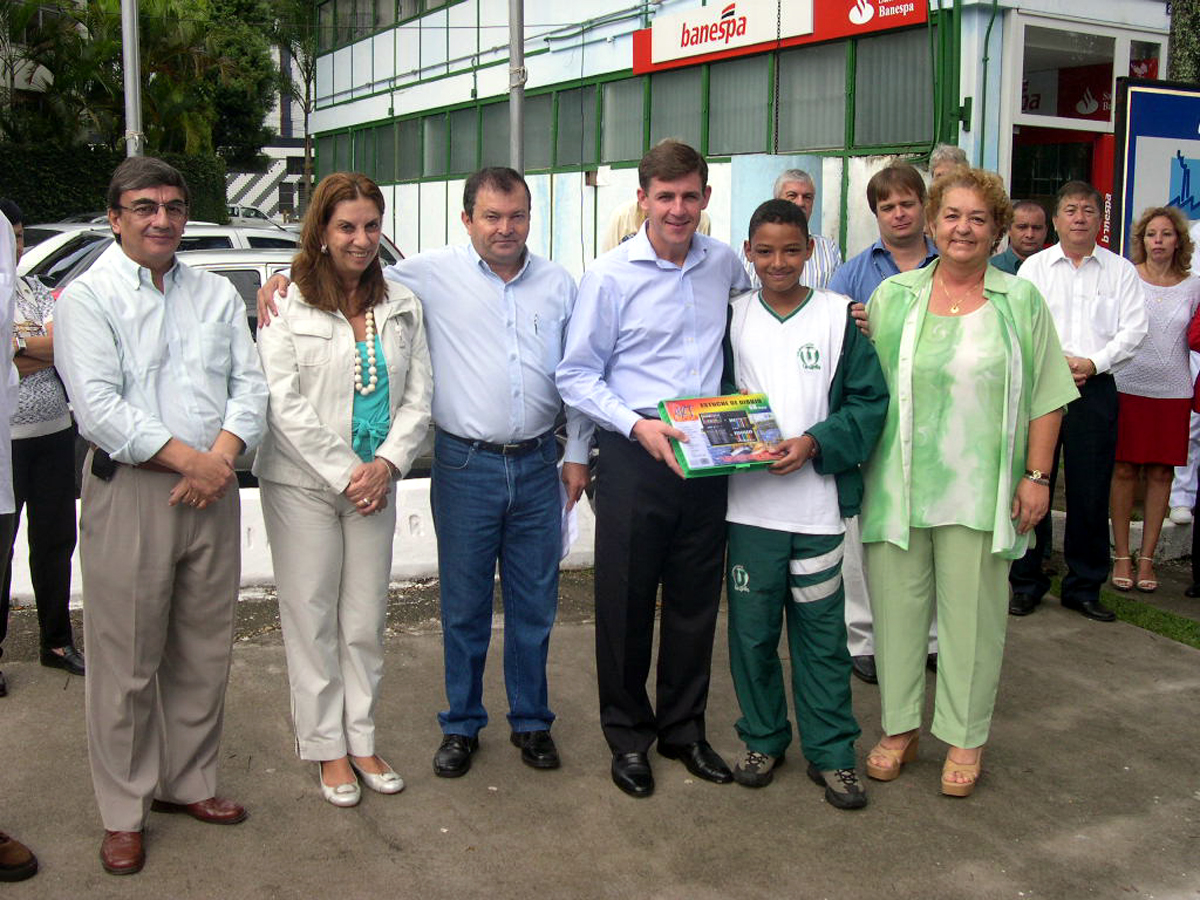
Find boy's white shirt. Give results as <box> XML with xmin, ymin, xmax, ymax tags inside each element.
<box><xmin>725</xmin><ymin>287</ymin><xmax>846</xmax><ymax>535</ymax></box>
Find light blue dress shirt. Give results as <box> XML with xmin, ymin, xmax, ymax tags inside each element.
<box><xmin>556</xmin><ymin>224</ymin><xmax>752</xmax><ymax>438</ymax></box>
<box><xmin>56</xmin><ymin>242</ymin><xmax>268</xmax><ymax>464</ymax></box>
<box><xmin>827</xmin><ymin>236</ymin><xmax>939</xmax><ymax>305</ymax></box>
<box><xmin>383</xmin><ymin>243</ymin><xmax>590</xmax><ymax>465</ymax></box>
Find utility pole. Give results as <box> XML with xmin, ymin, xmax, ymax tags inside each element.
<box><xmin>121</xmin><ymin>0</ymin><xmax>144</xmax><ymax>156</ymax></box>
<box><xmin>508</xmin><ymin>0</ymin><xmax>525</xmax><ymax>172</ymax></box>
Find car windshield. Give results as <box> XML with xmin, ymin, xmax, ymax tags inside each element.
<box><xmin>27</xmin><ymin>233</ymin><xmax>112</xmax><ymax>288</ymax></box>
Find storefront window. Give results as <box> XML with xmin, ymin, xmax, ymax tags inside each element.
<box><xmin>776</xmin><ymin>42</ymin><xmax>845</xmax><ymax>152</ymax></box>
<box><xmin>480</xmin><ymin>101</ymin><xmax>511</xmax><ymax>168</ymax></box>
<box><xmin>423</xmin><ymin>113</ymin><xmax>447</xmax><ymax>177</ymax></box>
<box><xmin>522</xmin><ymin>94</ymin><xmax>553</xmax><ymax>170</ymax></box>
<box><xmin>397</xmin><ymin>119</ymin><xmax>421</xmax><ymax>180</ymax></box>
<box><xmin>708</xmin><ymin>56</ymin><xmax>769</xmax><ymax>156</ymax></box>
<box><xmin>650</xmin><ymin>69</ymin><xmax>702</xmax><ymax>151</ymax></box>
<box><xmin>1021</xmin><ymin>26</ymin><xmax>1115</xmax><ymax>122</ymax></box>
<box><xmin>449</xmin><ymin>107</ymin><xmax>477</xmax><ymax>175</ymax></box>
<box><xmin>377</xmin><ymin>122</ymin><xmax>397</xmax><ymax>182</ymax></box>
<box><xmin>556</xmin><ymin>86</ymin><xmax>598</xmax><ymax>167</ymax></box>
<box><xmin>602</xmin><ymin>79</ymin><xmax>644</xmax><ymax>162</ymax></box>
<box><xmin>1130</xmin><ymin>40</ymin><xmax>1161</xmax><ymax>79</ymax></box>
<box><xmin>854</xmin><ymin>28</ymin><xmax>933</xmax><ymax>146</ymax></box>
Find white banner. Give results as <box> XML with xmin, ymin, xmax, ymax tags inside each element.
<box><xmin>650</xmin><ymin>0</ymin><xmax>814</xmax><ymax>65</ymax></box>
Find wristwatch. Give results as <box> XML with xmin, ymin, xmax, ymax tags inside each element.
<box><xmin>1023</xmin><ymin>468</ymin><xmax>1049</xmax><ymax>486</ymax></box>
<box><xmin>13</xmin><ymin>336</ymin><xmax>25</xmax><ymax>356</ymax></box>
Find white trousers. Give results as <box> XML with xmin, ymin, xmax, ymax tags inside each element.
<box><xmin>260</xmin><ymin>479</ymin><xmax>396</xmax><ymax>760</ymax></box>
<box><xmin>843</xmin><ymin>515</ymin><xmax>938</xmax><ymax>657</ymax></box>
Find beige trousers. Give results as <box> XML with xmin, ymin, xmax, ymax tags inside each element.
<box><xmin>259</xmin><ymin>479</ymin><xmax>396</xmax><ymax>761</ymax></box>
<box><xmin>81</xmin><ymin>457</ymin><xmax>241</xmax><ymax>832</ymax></box>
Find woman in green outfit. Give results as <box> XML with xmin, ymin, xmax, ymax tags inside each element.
<box><xmin>859</xmin><ymin>168</ymin><xmax>1078</xmax><ymax>797</ymax></box>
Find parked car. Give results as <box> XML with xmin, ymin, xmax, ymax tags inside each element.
<box><xmin>227</xmin><ymin>204</ymin><xmax>285</xmax><ymax>228</ymax></box>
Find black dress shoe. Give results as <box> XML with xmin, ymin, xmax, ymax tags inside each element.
<box><xmin>1061</xmin><ymin>596</ymin><xmax>1116</xmax><ymax>622</ymax></box>
<box><xmin>40</xmin><ymin>646</ymin><xmax>85</xmax><ymax>676</ymax></box>
<box><xmin>657</xmin><ymin>740</ymin><xmax>733</xmax><ymax>784</ymax></box>
<box><xmin>1008</xmin><ymin>593</ymin><xmax>1040</xmax><ymax>616</ymax></box>
<box><xmin>433</xmin><ymin>734</ymin><xmax>479</xmax><ymax>777</ymax></box>
<box><xmin>510</xmin><ymin>730</ymin><xmax>560</xmax><ymax>769</ymax></box>
<box><xmin>1185</xmin><ymin>584</ymin><xmax>1200</xmax><ymax>598</ymax></box>
<box><xmin>926</xmin><ymin>652</ymin><xmax>938</xmax><ymax>673</ymax></box>
<box><xmin>0</xmin><ymin>671</ymin><xmax>6</xmax><ymax>698</ymax></box>
<box><xmin>611</xmin><ymin>752</ymin><xmax>654</xmax><ymax>797</ymax></box>
<box><xmin>851</xmin><ymin>655</ymin><xmax>878</xmax><ymax>684</ymax></box>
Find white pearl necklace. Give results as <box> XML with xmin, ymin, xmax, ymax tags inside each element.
<box><xmin>353</xmin><ymin>308</ymin><xmax>378</xmax><ymax>396</ymax></box>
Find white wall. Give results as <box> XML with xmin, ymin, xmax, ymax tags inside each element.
<box><xmin>8</xmin><ymin>483</ymin><xmax>597</xmax><ymax>605</ymax></box>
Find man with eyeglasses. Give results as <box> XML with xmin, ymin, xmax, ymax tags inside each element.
<box><xmin>55</xmin><ymin>156</ymin><xmax>267</xmax><ymax>875</ymax></box>
<box><xmin>1007</xmin><ymin>181</ymin><xmax>1147</xmax><ymax>622</ymax></box>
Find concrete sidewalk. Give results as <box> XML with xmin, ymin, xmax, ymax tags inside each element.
<box><xmin>1</xmin><ymin>590</ymin><xmax>1197</xmax><ymax>900</ymax></box>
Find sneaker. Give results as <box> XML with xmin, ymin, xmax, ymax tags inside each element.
<box><xmin>806</xmin><ymin>763</ymin><xmax>868</xmax><ymax>810</ymax></box>
<box><xmin>1169</xmin><ymin>506</ymin><xmax>1193</xmax><ymax>525</ymax></box>
<box><xmin>732</xmin><ymin>749</ymin><xmax>783</xmax><ymax>787</ymax></box>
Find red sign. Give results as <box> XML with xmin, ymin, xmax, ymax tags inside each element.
<box><xmin>633</xmin><ymin>0</ymin><xmax>927</xmax><ymax>74</ymax></box>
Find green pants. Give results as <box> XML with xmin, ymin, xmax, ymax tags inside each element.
<box><xmin>726</xmin><ymin>523</ymin><xmax>860</xmax><ymax>769</ymax></box>
<box><xmin>864</xmin><ymin>525</ymin><xmax>1010</xmax><ymax>749</ymax></box>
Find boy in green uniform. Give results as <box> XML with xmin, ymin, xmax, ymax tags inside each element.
<box><xmin>722</xmin><ymin>200</ymin><xmax>888</xmax><ymax>809</ymax></box>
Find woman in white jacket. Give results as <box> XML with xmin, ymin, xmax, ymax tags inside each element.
<box><xmin>254</xmin><ymin>173</ymin><xmax>432</xmax><ymax>807</ymax></box>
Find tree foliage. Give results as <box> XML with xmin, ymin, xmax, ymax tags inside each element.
<box><xmin>3</xmin><ymin>0</ymin><xmax>277</xmax><ymax>162</ymax></box>
<box><xmin>271</xmin><ymin>0</ymin><xmax>317</xmax><ymax>204</ymax></box>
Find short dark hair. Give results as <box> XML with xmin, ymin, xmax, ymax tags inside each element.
<box><xmin>462</xmin><ymin>167</ymin><xmax>531</xmax><ymax>218</ymax></box>
<box><xmin>1054</xmin><ymin>181</ymin><xmax>1102</xmax><ymax>215</ymax></box>
<box><xmin>107</xmin><ymin>156</ymin><xmax>190</xmax><ymax>210</ymax></box>
<box><xmin>747</xmin><ymin>199</ymin><xmax>809</xmax><ymax>244</ymax></box>
<box><xmin>866</xmin><ymin>164</ymin><xmax>926</xmax><ymax>214</ymax></box>
<box><xmin>638</xmin><ymin>139</ymin><xmax>708</xmax><ymax>191</ymax></box>
<box><xmin>0</xmin><ymin>198</ymin><xmax>23</xmax><ymax>227</ymax></box>
<box><xmin>1011</xmin><ymin>200</ymin><xmax>1047</xmax><ymax>221</ymax></box>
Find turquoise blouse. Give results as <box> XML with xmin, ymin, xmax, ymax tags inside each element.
<box><xmin>351</xmin><ymin>337</ymin><xmax>391</xmax><ymax>463</ymax></box>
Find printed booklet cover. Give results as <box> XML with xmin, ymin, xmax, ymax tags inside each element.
<box><xmin>657</xmin><ymin>393</ymin><xmax>783</xmax><ymax>478</ymax></box>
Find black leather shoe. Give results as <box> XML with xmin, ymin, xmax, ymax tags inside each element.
<box><xmin>926</xmin><ymin>653</ymin><xmax>938</xmax><ymax>673</ymax></box>
<box><xmin>1008</xmin><ymin>593</ymin><xmax>1040</xmax><ymax>616</ymax></box>
<box><xmin>851</xmin><ymin>655</ymin><xmax>878</xmax><ymax>684</ymax></box>
<box><xmin>433</xmin><ymin>734</ymin><xmax>479</xmax><ymax>777</ymax></box>
<box><xmin>0</xmin><ymin>671</ymin><xmax>6</xmax><ymax>698</ymax></box>
<box><xmin>40</xmin><ymin>645</ymin><xmax>85</xmax><ymax>676</ymax></box>
<box><xmin>1062</xmin><ymin>596</ymin><xmax>1116</xmax><ymax>622</ymax></box>
<box><xmin>510</xmin><ymin>730</ymin><xmax>560</xmax><ymax>769</ymax></box>
<box><xmin>657</xmin><ymin>740</ymin><xmax>733</xmax><ymax>784</ymax></box>
<box><xmin>611</xmin><ymin>752</ymin><xmax>654</xmax><ymax>797</ymax></box>
<box><xmin>1185</xmin><ymin>583</ymin><xmax>1200</xmax><ymax>598</ymax></box>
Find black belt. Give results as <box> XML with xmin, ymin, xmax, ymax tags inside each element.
<box><xmin>439</xmin><ymin>428</ymin><xmax>551</xmax><ymax>456</ymax></box>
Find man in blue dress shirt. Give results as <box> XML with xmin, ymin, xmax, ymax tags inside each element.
<box><xmin>260</xmin><ymin>168</ymin><xmax>590</xmax><ymax>778</ymax></box>
<box><xmin>557</xmin><ymin>141</ymin><xmax>751</xmax><ymax>798</ymax></box>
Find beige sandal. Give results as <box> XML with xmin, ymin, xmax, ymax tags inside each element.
<box><xmin>1110</xmin><ymin>556</ymin><xmax>1133</xmax><ymax>591</ymax></box>
<box><xmin>1135</xmin><ymin>555</ymin><xmax>1158</xmax><ymax>593</ymax></box>
<box><xmin>865</xmin><ymin>731</ymin><xmax>919</xmax><ymax>782</ymax></box>
<box><xmin>940</xmin><ymin>749</ymin><xmax>983</xmax><ymax>798</ymax></box>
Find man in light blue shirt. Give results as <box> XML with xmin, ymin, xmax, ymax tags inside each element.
<box><xmin>56</xmin><ymin>157</ymin><xmax>267</xmax><ymax>875</ymax></box>
<box><xmin>260</xmin><ymin>167</ymin><xmax>590</xmax><ymax>777</ymax></box>
<box><xmin>557</xmin><ymin>140</ymin><xmax>750</xmax><ymax>798</ymax></box>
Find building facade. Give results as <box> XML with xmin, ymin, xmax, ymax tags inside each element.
<box><xmin>311</xmin><ymin>0</ymin><xmax>1170</xmax><ymax>271</ymax></box>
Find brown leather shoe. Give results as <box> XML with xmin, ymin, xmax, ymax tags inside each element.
<box><xmin>0</xmin><ymin>831</ymin><xmax>38</xmax><ymax>882</ymax></box>
<box><xmin>100</xmin><ymin>830</ymin><xmax>143</xmax><ymax>875</ymax></box>
<box><xmin>151</xmin><ymin>796</ymin><xmax>247</xmax><ymax>825</ymax></box>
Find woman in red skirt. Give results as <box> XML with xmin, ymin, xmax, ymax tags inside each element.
<box><xmin>1111</xmin><ymin>206</ymin><xmax>1200</xmax><ymax>592</ymax></box>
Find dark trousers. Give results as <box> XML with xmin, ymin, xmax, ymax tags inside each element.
<box><xmin>593</xmin><ymin>429</ymin><xmax>728</xmax><ymax>754</ymax></box>
<box><xmin>0</xmin><ymin>427</ymin><xmax>78</xmax><ymax>658</ymax></box>
<box><xmin>1010</xmin><ymin>374</ymin><xmax>1117</xmax><ymax>605</ymax></box>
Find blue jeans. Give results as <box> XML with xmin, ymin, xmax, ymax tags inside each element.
<box><xmin>430</xmin><ymin>430</ymin><xmax>560</xmax><ymax>737</ymax></box>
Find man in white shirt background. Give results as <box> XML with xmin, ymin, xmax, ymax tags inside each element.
<box><xmin>737</xmin><ymin>168</ymin><xmax>842</xmax><ymax>291</ymax></box>
<box><xmin>1008</xmin><ymin>181</ymin><xmax>1148</xmax><ymax>622</ymax></box>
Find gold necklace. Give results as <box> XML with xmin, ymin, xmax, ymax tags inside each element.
<box><xmin>937</xmin><ymin>271</ymin><xmax>984</xmax><ymax>314</ymax></box>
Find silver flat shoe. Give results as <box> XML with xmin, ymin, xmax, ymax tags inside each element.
<box><xmin>318</xmin><ymin>766</ymin><xmax>361</xmax><ymax>807</ymax></box>
<box><xmin>350</xmin><ymin>757</ymin><xmax>405</xmax><ymax>794</ymax></box>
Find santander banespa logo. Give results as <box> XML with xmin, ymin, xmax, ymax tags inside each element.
<box><xmin>849</xmin><ymin>0</ymin><xmax>875</xmax><ymax>25</ymax></box>
<box><xmin>679</xmin><ymin>3</ymin><xmax>748</xmax><ymax>49</ymax></box>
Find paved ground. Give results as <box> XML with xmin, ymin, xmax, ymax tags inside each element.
<box><xmin>1</xmin><ymin>565</ymin><xmax>1198</xmax><ymax>900</ymax></box>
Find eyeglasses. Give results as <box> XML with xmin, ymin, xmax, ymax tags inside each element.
<box><xmin>115</xmin><ymin>201</ymin><xmax>189</xmax><ymax>221</ymax></box>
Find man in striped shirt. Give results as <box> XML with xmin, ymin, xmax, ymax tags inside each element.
<box><xmin>738</xmin><ymin>169</ymin><xmax>842</xmax><ymax>290</ymax></box>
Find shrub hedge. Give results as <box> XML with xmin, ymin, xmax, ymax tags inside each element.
<box><xmin>0</xmin><ymin>145</ymin><xmax>228</xmax><ymax>224</ymax></box>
